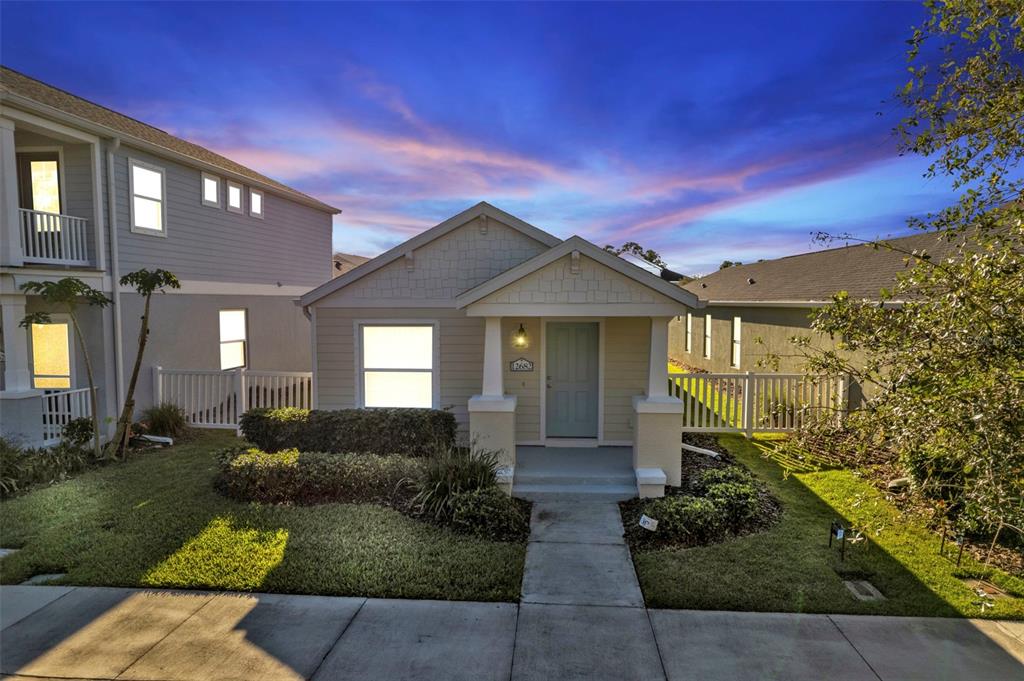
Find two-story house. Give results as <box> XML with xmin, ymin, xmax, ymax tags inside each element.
<box><xmin>1</xmin><ymin>66</ymin><xmax>339</xmax><ymax>446</ymax></box>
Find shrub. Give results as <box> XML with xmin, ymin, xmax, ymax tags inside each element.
<box><xmin>450</xmin><ymin>487</ymin><xmax>531</xmax><ymax>542</ymax></box>
<box><xmin>216</xmin><ymin>446</ymin><xmax>423</xmax><ymax>505</ymax></box>
<box><xmin>413</xmin><ymin>446</ymin><xmax>499</xmax><ymax>522</ymax></box>
<box><xmin>645</xmin><ymin>495</ymin><xmax>726</xmax><ymax>545</ymax></box>
<box><xmin>0</xmin><ymin>437</ymin><xmax>96</xmax><ymax>497</ymax></box>
<box><xmin>704</xmin><ymin>480</ymin><xmax>761</xmax><ymax>530</ymax></box>
<box><xmin>239</xmin><ymin>407</ymin><xmax>456</xmax><ymax>457</ymax></box>
<box><xmin>61</xmin><ymin>417</ymin><xmax>94</xmax><ymax>448</ymax></box>
<box><xmin>139</xmin><ymin>403</ymin><xmax>188</xmax><ymax>438</ymax></box>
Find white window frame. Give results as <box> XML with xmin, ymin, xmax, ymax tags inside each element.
<box><xmin>685</xmin><ymin>312</ymin><xmax>693</xmax><ymax>353</ymax></box>
<box><xmin>16</xmin><ymin>145</ymin><xmax>67</xmax><ymax>215</ymax></box>
<box><xmin>703</xmin><ymin>313</ymin><xmax>712</xmax><ymax>359</ymax></box>
<box><xmin>249</xmin><ymin>188</ymin><xmax>264</xmax><ymax>219</ymax></box>
<box><xmin>128</xmin><ymin>158</ymin><xmax>167</xmax><ymax>236</ymax></box>
<box><xmin>731</xmin><ymin>316</ymin><xmax>742</xmax><ymax>369</ymax></box>
<box><xmin>354</xmin><ymin>320</ymin><xmax>440</xmax><ymax>409</ymax></box>
<box><xmin>28</xmin><ymin>313</ymin><xmax>75</xmax><ymax>389</ymax></box>
<box><xmin>201</xmin><ymin>172</ymin><xmax>221</xmax><ymax>208</ymax></box>
<box><xmin>219</xmin><ymin>308</ymin><xmax>248</xmax><ymax>370</ymax></box>
<box><xmin>226</xmin><ymin>180</ymin><xmax>244</xmax><ymax>214</ymax></box>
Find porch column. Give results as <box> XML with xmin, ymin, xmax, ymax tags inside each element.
<box><xmin>633</xmin><ymin>315</ymin><xmax>684</xmax><ymax>497</ymax></box>
<box><xmin>469</xmin><ymin>316</ymin><xmax>517</xmax><ymax>492</ymax></box>
<box><xmin>0</xmin><ymin>118</ymin><xmax>23</xmax><ymax>267</ymax></box>
<box><xmin>1</xmin><ymin>294</ymin><xmax>33</xmax><ymax>391</ymax></box>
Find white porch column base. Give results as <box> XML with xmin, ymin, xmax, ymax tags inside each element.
<box><xmin>633</xmin><ymin>395</ymin><xmax>683</xmax><ymax>496</ymax></box>
<box><xmin>468</xmin><ymin>395</ymin><xmax>517</xmax><ymax>494</ymax></box>
<box><xmin>0</xmin><ymin>390</ymin><xmax>46</xmax><ymax>448</ymax></box>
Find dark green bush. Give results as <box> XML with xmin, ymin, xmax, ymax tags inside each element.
<box><xmin>239</xmin><ymin>407</ymin><xmax>456</xmax><ymax>457</ymax></box>
<box><xmin>449</xmin><ymin>487</ymin><xmax>531</xmax><ymax>542</ymax></box>
<box><xmin>0</xmin><ymin>437</ymin><xmax>97</xmax><ymax>497</ymax></box>
<box><xmin>61</xmin><ymin>417</ymin><xmax>94</xmax><ymax>448</ymax></box>
<box><xmin>413</xmin><ymin>446</ymin><xmax>499</xmax><ymax>522</ymax></box>
<box><xmin>215</xmin><ymin>446</ymin><xmax>423</xmax><ymax>505</ymax></box>
<box><xmin>140</xmin><ymin>403</ymin><xmax>189</xmax><ymax>438</ymax></box>
<box><xmin>645</xmin><ymin>495</ymin><xmax>726</xmax><ymax>544</ymax></box>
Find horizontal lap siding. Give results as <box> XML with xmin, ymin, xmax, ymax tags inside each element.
<box><xmin>604</xmin><ymin>317</ymin><xmax>649</xmax><ymax>441</ymax></box>
<box><xmin>503</xmin><ymin>318</ymin><xmax>540</xmax><ymax>441</ymax></box>
<box><xmin>112</xmin><ymin>145</ymin><xmax>333</xmax><ymax>287</ymax></box>
<box><xmin>314</xmin><ymin>308</ymin><xmax>484</xmax><ymax>431</ymax></box>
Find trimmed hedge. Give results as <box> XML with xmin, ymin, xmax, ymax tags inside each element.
<box><xmin>449</xmin><ymin>487</ymin><xmax>531</xmax><ymax>542</ymax></box>
<box><xmin>215</xmin><ymin>446</ymin><xmax>423</xmax><ymax>505</ymax></box>
<box><xmin>239</xmin><ymin>407</ymin><xmax>457</xmax><ymax>457</ymax></box>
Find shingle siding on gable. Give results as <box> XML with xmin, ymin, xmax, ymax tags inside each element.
<box><xmin>112</xmin><ymin>144</ymin><xmax>332</xmax><ymax>287</ymax></box>
<box><xmin>323</xmin><ymin>216</ymin><xmax>549</xmax><ymax>302</ymax></box>
<box><xmin>479</xmin><ymin>253</ymin><xmax>667</xmax><ymax>305</ymax></box>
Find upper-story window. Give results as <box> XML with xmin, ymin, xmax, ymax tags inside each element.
<box><xmin>731</xmin><ymin>316</ymin><xmax>742</xmax><ymax>368</ymax></box>
<box><xmin>129</xmin><ymin>159</ymin><xmax>166</xmax><ymax>235</ymax></box>
<box><xmin>227</xmin><ymin>181</ymin><xmax>243</xmax><ymax>214</ymax></box>
<box><xmin>703</xmin><ymin>313</ymin><xmax>712</xmax><ymax>358</ymax></box>
<box><xmin>202</xmin><ymin>172</ymin><xmax>221</xmax><ymax>208</ymax></box>
<box><xmin>249</xmin><ymin>188</ymin><xmax>264</xmax><ymax>218</ymax></box>
<box><xmin>685</xmin><ymin>312</ymin><xmax>693</xmax><ymax>353</ymax></box>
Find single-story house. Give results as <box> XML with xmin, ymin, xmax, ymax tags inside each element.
<box><xmin>300</xmin><ymin>202</ymin><xmax>701</xmax><ymax>497</ymax></box>
<box><xmin>669</xmin><ymin>231</ymin><xmax>960</xmax><ymax>402</ymax></box>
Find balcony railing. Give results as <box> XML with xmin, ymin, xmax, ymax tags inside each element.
<box><xmin>19</xmin><ymin>208</ymin><xmax>91</xmax><ymax>266</ymax></box>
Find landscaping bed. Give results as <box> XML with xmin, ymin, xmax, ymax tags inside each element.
<box><xmin>628</xmin><ymin>435</ymin><xmax>1024</xmax><ymax>619</ymax></box>
<box><xmin>0</xmin><ymin>430</ymin><xmax>527</xmax><ymax>602</ymax></box>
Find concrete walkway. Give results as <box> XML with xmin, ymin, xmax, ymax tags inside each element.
<box><xmin>1</xmin><ymin>585</ymin><xmax>1022</xmax><ymax>680</ymax></box>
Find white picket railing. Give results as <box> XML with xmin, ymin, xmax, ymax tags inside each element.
<box><xmin>20</xmin><ymin>208</ymin><xmax>91</xmax><ymax>266</ymax></box>
<box><xmin>668</xmin><ymin>371</ymin><xmax>846</xmax><ymax>435</ymax></box>
<box><xmin>41</xmin><ymin>387</ymin><xmax>95</xmax><ymax>446</ymax></box>
<box><xmin>152</xmin><ymin>367</ymin><xmax>313</xmax><ymax>429</ymax></box>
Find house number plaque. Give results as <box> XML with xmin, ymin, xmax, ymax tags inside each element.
<box><xmin>510</xmin><ymin>357</ymin><xmax>534</xmax><ymax>372</ymax></box>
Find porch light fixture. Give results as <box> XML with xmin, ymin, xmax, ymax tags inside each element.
<box><xmin>512</xmin><ymin>323</ymin><xmax>529</xmax><ymax>348</ymax></box>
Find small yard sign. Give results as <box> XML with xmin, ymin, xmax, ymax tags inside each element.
<box><xmin>510</xmin><ymin>357</ymin><xmax>534</xmax><ymax>372</ymax></box>
<box><xmin>639</xmin><ymin>515</ymin><xmax>659</xmax><ymax>531</ymax></box>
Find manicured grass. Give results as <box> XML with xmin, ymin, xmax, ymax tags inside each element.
<box><xmin>632</xmin><ymin>435</ymin><xmax>1024</xmax><ymax>619</ymax></box>
<box><xmin>0</xmin><ymin>431</ymin><xmax>525</xmax><ymax>602</ymax></box>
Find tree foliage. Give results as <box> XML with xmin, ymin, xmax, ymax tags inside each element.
<box><xmin>603</xmin><ymin>241</ymin><xmax>668</xmax><ymax>268</ymax></box>
<box><xmin>784</xmin><ymin>1</ymin><xmax>1024</xmax><ymax>547</ymax></box>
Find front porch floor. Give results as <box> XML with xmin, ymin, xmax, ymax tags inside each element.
<box><xmin>512</xmin><ymin>446</ymin><xmax>635</xmax><ymax>499</ymax></box>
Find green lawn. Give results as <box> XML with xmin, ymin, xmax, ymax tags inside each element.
<box><xmin>632</xmin><ymin>435</ymin><xmax>1024</xmax><ymax>619</ymax></box>
<box><xmin>0</xmin><ymin>431</ymin><xmax>525</xmax><ymax>602</ymax></box>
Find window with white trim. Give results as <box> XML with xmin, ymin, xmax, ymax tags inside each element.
<box><xmin>249</xmin><ymin>188</ymin><xmax>264</xmax><ymax>218</ymax></box>
<box><xmin>202</xmin><ymin>172</ymin><xmax>221</xmax><ymax>207</ymax></box>
<box><xmin>685</xmin><ymin>312</ymin><xmax>693</xmax><ymax>353</ymax></box>
<box><xmin>30</xmin><ymin>319</ymin><xmax>73</xmax><ymax>389</ymax></box>
<box><xmin>219</xmin><ymin>309</ymin><xmax>247</xmax><ymax>370</ymax></box>
<box><xmin>227</xmin><ymin>181</ymin><xmax>243</xmax><ymax>213</ymax></box>
<box><xmin>129</xmin><ymin>159</ymin><xmax>165</xmax><ymax>234</ymax></box>
<box><xmin>703</xmin><ymin>313</ymin><xmax>712</xmax><ymax>358</ymax></box>
<box><xmin>359</xmin><ymin>325</ymin><xmax>435</xmax><ymax>408</ymax></box>
<box><xmin>731</xmin><ymin>316</ymin><xmax>742</xmax><ymax>368</ymax></box>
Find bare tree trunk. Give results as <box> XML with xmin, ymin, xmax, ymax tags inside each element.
<box><xmin>69</xmin><ymin>313</ymin><xmax>101</xmax><ymax>459</ymax></box>
<box><xmin>108</xmin><ymin>293</ymin><xmax>152</xmax><ymax>459</ymax></box>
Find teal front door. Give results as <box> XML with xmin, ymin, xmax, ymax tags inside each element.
<box><xmin>546</xmin><ymin>322</ymin><xmax>599</xmax><ymax>438</ymax></box>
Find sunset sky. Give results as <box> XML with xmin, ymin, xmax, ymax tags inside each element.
<box><xmin>2</xmin><ymin>1</ymin><xmax>955</xmax><ymax>274</ymax></box>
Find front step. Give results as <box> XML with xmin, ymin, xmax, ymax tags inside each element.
<box><xmin>512</xmin><ymin>473</ymin><xmax>636</xmax><ymax>487</ymax></box>
<box><xmin>512</xmin><ymin>482</ymin><xmax>637</xmax><ymax>500</ymax></box>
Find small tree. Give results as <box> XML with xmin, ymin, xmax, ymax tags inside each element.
<box><xmin>19</xmin><ymin>278</ymin><xmax>111</xmax><ymax>459</ymax></box>
<box><xmin>603</xmin><ymin>241</ymin><xmax>668</xmax><ymax>268</ymax></box>
<box><xmin>107</xmin><ymin>269</ymin><xmax>180</xmax><ymax>459</ymax></box>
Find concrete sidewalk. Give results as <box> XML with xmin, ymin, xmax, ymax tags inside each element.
<box><xmin>2</xmin><ymin>586</ymin><xmax>1022</xmax><ymax>680</ymax></box>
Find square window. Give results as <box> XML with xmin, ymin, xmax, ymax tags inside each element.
<box><xmin>129</xmin><ymin>159</ymin><xmax>166</xmax><ymax>234</ymax></box>
<box><xmin>359</xmin><ymin>325</ymin><xmax>435</xmax><ymax>408</ymax></box>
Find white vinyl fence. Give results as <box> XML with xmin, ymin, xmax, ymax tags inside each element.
<box><xmin>42</xmin><ymin>387</ymin><xmax>95</xmax><ymax>446</ymax></box>
<box><xmin>152</xmin><ymin>367</ymin><xmax>313</xmax><ymax>429</ymax></box>
<box><xmin>668</xmin><ymin>371</ymin><xmax>846</xmax><ymax>435</ymax></box>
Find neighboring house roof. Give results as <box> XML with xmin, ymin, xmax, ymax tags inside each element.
<box><xmin>300</xmin><ymin>202</ymin><xmax>561</xmax><ymax>307</ymax></box>
<box><xmin>683</xmin><ymin>231</ymin><xmax>963</xmax><ymax>305</ymax></box>
<box><xmin>455</xmin><ymin>235</ymin><xmax>700</xmax><ymax>309</ymax></box>
<box><xmin>333</xmin><ymin>252</ymin><xmax>371</xmax><ymax>277</ymax></box>
<box><xmin>0</xmin><ymin>66</ymin><xmax>340</xmax><ymax>214</ymax></box>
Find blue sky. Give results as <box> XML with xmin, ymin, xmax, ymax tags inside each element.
<box><xmin>2</xmin><ymin>1</ymin><xmax>953</xmax><ymax>274</ymax></box>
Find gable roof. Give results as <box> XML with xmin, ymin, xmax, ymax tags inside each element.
<box><xmin>1</xmin><ymin>66</ymin><xmax>339</xmax><ymax>214</ymax></box>
<box><xmin>455</xmin><ymin>235</ymin><xmax>701</xmax><ymax>309</ymax></box>
<box><xmin>300</xmin><ymin>202</ymin><xmax>562</xmax><ymax>307</ymax></box>
<box><xmin>683</xmin><ymin>231</ymin><xmax>963</xmax><ymax>305</ymax></box>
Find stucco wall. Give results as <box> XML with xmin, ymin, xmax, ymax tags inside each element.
<box><xmin>322</xmin><ymin>216</ymin><xmax>549</xmax><ymax>303</ymax></box>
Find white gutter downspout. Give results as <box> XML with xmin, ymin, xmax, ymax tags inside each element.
<box><xmin>105</xmin><ymin>138</ymin><xmax>125</xmax><ymax>408</ymax></box>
